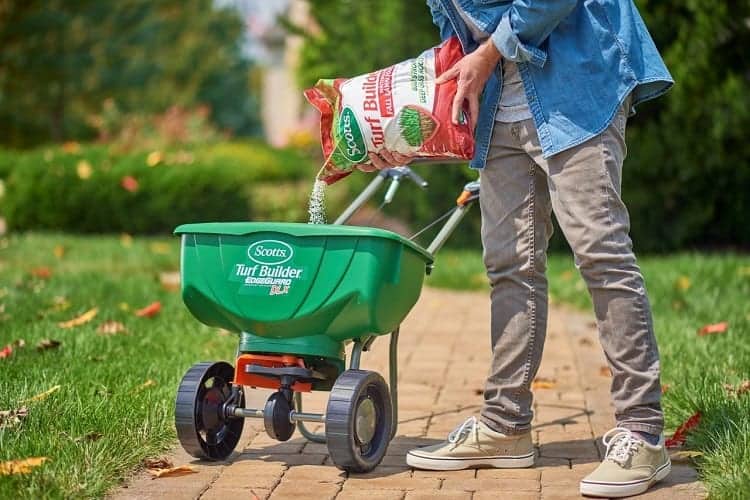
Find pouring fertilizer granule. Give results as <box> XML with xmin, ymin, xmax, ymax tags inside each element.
<box><xmin>305</xmin><ymin>37</ymin><xmax>474</xmax><ymax>223</ymax></box>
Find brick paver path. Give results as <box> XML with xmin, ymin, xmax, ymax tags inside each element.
<box><xmin>112</xmin><ymin>288</ymin><xmax>706</xmax><ymax>500</ymax></box>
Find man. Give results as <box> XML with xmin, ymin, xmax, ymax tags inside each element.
<box><xmin>367</xmin><ymin>0</ymin><xmax>674</xmax><ymax>497</ymax></box>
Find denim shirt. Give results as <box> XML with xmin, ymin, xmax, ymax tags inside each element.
<box><xmin>427</xmin><ymin>0</ymin><xmax>674</xmax><ymax>169</ymax></box>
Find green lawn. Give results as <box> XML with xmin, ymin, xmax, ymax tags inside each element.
<box><xmin>428</xmin><ymin>249</ymin><xmax>750</xmax><ymax>498</ymax></box>
<box><xmin>1</xmin><ymin>234</ymin><xmax>748</xmax><ymax>498</ymax></box>
<box><xmin>0</xmin><ymin>233</ymin><xmax>236</xmax><ymax>498</ymax></box>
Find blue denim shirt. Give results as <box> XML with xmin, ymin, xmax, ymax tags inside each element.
<box><xmin>427</xmin><ymin>0</ymin><xmax>674</xmax><ymax>168</ymax></box>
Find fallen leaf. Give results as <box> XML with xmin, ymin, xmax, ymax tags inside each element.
<box><xmin>661</xmin><ymin>384</ymin><xmax>671</xmax><ymax>394</ymax></box>
<box><xmin>30</xmin><ymin>267</ymin><xmax>52</xmax><ymax>279</ymax></box>
<box><xmin>135</xmin><ymin>301</ymin><xmax>161</xmax><ymax>318</ymax></box>
<box><xmin>0</xmin><ymin>344</ymin><xmax>12</xmax><ymax>359</ymax></box>
<box><xmin>146</xmin><ymin>151</ymin><xmax>164</xmax><ymax>167</ymax></box>
<box><xmin>665</xmin><ymin>411</ymin><xmax>701</xmax><ymax>448</ymax></box>
<box><xmin>670</xmin><ymin>450</ymin><xmax>703</xmax><ymax>462</ymax></box>
<box><xmin>36</xmin><ymin>339</ymin><xmax>61</xmax><ymax>351</ymax></box>
<box><xmin>0</xmin><ymin>406</ymin><xmax>28</xmax><ymax>429</ymax></box>
<box><xmin>599</xmin><ymin>366</ymin><xmax>612</xmax><ymax>377</ymax></box>
<box><xmin>53</xmin><ymin>245</ymin><xmax>66</xmax><ymax>259</ymax></box>
<box><xmin>120</xmin><ymin>233</ymin><xmax>133</xmax><ymax>248</ymax></box>
<box><xmin>58</xmin><ymin>308</ymin><xmax>98</xmax><ymax>328</ymax></box>
<box><xmin>76</xmin><ymin>431</ymin><xmax>103</xmax><ymax>443</ymax></box>
<box><xmin>97</xmin><ymin>320</ymin><xmax>127</xmax><ymax>336</ymax></box>
<box><xmin>149</xmin><ymin>242</ymin><xmax>171</xmax><ymax>255</ymax></box>
<box><xmin>134</xmin><ymin>379</ymin><xmax>157</xmax><ymax>392</ymax></box>
<box><xmin>159</xmin><ymin>271</ymin><xmax>180</xmax><ymax>291</ymax></box>
<box><xmin>674</xmin><ymin>276</ymin><xmax>691</xmax><ymax>291</ymax></box>
<box><xmin>147</xmin><ymin>465</ymin><xmax>197</xmax><ymax>479</ymax></box>
<box><xmin>697</xmin><ymin>322</ymin><xmax>728</xmax><ymax>336</ymax></box>
<box><xmin>144</xmin><ymin>457</ymin><xmax>173</xmax><ymax>470</ymax></box>
<box><xmin>723</xmin><ymin>380</ymin><xmax>750</xmax><ymax>397</ymax></box>
<box><xmin>531</xmin><ymin>377</ymin><xmax>557</xmax><ymax>390</ymax></box>
<box><xmin>0</xmin><ymin>457</ymin><xmax>49</xmax><ymax>475</ymax></box>
<box><xmin>76</xmin><ymin>160</ymin><xmax>93</xmax><ymax>180</ymax></box>
<box><xmin>23</xmin><ymin>385</ymin><xmax>61</xmax><ymax>403</ymax></box>
<box><xmin>61</xmin><ymin>141</ymin><xmax>80</xmax><ymax>153</ymax></box>
<box><xmin>120</xmin><ymin>175</ymin><xmax>139</xmax><ymax>192</ymax></box>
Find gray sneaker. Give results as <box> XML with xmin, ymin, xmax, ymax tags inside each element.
<box><xmin>406</xmin><ymin>416</ymin><xmax>535</xmax><ymax>470</ymax></box>
<box><xmin>580</xmin><ymin>427</ymin><xmax>671</xmax><ymax>497</ymax></box>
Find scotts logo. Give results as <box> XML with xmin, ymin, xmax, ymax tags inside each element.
<box><xmin>247</xmin><ymin>240</ymin><xmax>294</xmax><ymax>265</ymax></box>
<box><xmin>338</xmin><ymin>107</ymin><xmax>367</xmax><ymax>162</ymax></box>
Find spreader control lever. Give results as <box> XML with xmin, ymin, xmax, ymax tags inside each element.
<box><xmin>381</xmin><ymin>166</ymin><xmax>429</xmax><ymax>204</ymax></box>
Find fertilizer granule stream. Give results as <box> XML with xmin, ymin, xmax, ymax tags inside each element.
<box><xmin>308</xmin><ymin>177</ymin><xmax>327</xmax><ymax>225</ymax></box>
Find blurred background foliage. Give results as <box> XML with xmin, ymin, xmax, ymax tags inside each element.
<box><xmin>0</xmin><ymin>0</ymin><xmax>748</xmax><ymax>252</ymax></box>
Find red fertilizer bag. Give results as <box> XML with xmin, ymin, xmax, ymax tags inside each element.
<box><xmin>304</xmin><ymin>37</ymin><xmax>474</xmax><ymax>184</ymax></box>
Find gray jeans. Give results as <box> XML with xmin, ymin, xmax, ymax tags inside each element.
<box><xmin>479</xmin><ymin>102</ymin><xmax>663</xmax><ymax>436</ymax></box>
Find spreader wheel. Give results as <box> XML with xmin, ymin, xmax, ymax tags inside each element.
<box><xmin>175</xmin><ymin>361</ymin><xmax>244</xmax><ymax>461</ymax></box>
<box><xmin>264</xmin><ymin>391</ymin><xmax>296</xmax><ymax>441</ymax></box>
<box><xmin>325</xmin><ymin>370</ymin><xmax>393</xmax><ymax>473</ymax></box>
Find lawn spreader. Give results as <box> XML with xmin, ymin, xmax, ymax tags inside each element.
<box><xmin>174</xmin><ymin>166</ymin><xmax>479</xmax><ymax>472</ymax></box>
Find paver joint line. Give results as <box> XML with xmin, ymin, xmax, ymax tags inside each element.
<box><xmin>108</xmin><ymin>288</ymin><xmax>706</xmax><ymax>500</ymax></box>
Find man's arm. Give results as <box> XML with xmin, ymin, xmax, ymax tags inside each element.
<box><xmin>427</xmin><ymin>0</ymin><xmax>455</xmax><ymax>41</ymax></box>
<box><xmin>491</xmin><ymin>0</ymin><xmax>577</xmax><ymax>67</ymax></box>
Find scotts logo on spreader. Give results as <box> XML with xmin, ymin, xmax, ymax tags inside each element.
<box><xmin>247</xmin><ymin>240</ymin><xmax>293</xmax><ymax>265</ymax></box>
<box><xmin>338</xmin><ymin>107</ymin><xmax>367</xmax><ymax>162</ymax></box>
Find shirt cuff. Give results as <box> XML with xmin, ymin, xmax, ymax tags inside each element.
<box><xmin>490</xmin><ymin>13</ymin><xmax>547</xmax><ymax>67</ymax></box>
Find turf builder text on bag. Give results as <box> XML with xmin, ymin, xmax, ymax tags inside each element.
<box><xmin>304</xmin><ymin>37</ymin><xmax>474</xmax><ymax>184</ymax></box>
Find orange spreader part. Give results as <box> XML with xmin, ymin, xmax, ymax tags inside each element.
<box><xmin>456</xmin><ymin>190</ymin><xmax>472</xmax><ymax>206</ymax></box>
<box><xmin>234</xmin><ymin>354</ymin><xmax>312</xmax><ymax>392</ymax></box>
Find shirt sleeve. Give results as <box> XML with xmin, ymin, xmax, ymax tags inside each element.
<box><xmin>426</xmin><ymin>0</ymin><xmax>456</xmax><ymax>41</ymax></box>
<box><xmin>490</xmin><ymin>0</ymin><xmax>577</xmax><ymax>67</ymax></box>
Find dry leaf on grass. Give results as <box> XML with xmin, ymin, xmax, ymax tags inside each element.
<box><xmin>97</xmin><ymin>321</ymin><xmax>127</xmax><ymax>336</ymax></box>
<box><xmin>670</xmin><ymin>450</ymin><xmax>703</xmax><ymax>462</ymax></box>
<box><xmin>0</xmin><ymin>457</ymin><xmax>49</xmax><ymax>475</ymax></box>
<box><xmin>723</xmin><ymin>380</ymin><xmax>750</xmax><ymax>397</ymax></box>
<box><xmin>30</xmin><ymin>267</ymin><xmax>52</xmax><ymax>279</ymax></box>
<box><xmin>58</xmin><ymin>308</ymin><xmax>98</xmax><ymax>328</ymax></box>
<box><xmin>674</xmin><ymin>276</ymin><xmax>691</xmax><ymax>291</ymax></box>
<box><xmin>53</xmin><ymin>245</ymin><xmax>66</xmax><ymax>259</ymax></box>
<box><xmin>665</xmin><ymin>411</ymin><xmax>701</xmax><ymax>448</ymax></box>
<box><xmin>36</xmin><ymin>339</ymin><xmax>61</xmax><ymax>351</ymax></box>
<box><xmin>0</xmin><ymin>344</ymin><xmax>12</xmax><ymax>359</ymax></box>
<box><xmin>159</xmin><ymin>272</ymin><xmax>180</xmax><ymax>291</ymax></box>
<box><xmin>0</xmin><ymin>406</ymin><xmax>28</xmax><ymax>429</ymax></box>
<box><xmin>697</xmin><ymin>322</ymin><xmax>728</xmax><ymax>336</ymax></box>
<box><xmin>23</xmin><ymin>385</ymin><xmax>61</xmax><ymax>403</ymax></box>
<box><xmin>135</xmin><ymin>301</ymin><xmax>161</xmax><ymax>318</ymax></box>
<box><xmin>531</xmin><ymin>377</ymin><xmax>557</xmax><ymax>390</ymax></box>
<box><xmin>661</xmin><ymin>384</ymin><xmax>671</xmax><ymax>394</ymax></box>
<box><xmin>147</xmin><ymin>464</ymin><xmax>197</xmax><ymax>479</ymax></box>
<box><xmin>120</xmin><ymin>175</ymin><xmax>139</xmax><ymax>193</ymax></box>
<box><xmin>134</xmin><ymin>379</ymin><xmax>157</xmax><ymax>392</ymax></box>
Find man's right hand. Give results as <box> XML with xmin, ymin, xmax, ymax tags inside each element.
<box><xmin>359</xmin><ymin>150</ymin><xmax>414</xmax><ymax>172</ymax></box>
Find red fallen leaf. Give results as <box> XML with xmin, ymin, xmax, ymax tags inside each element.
<box><xmin>661</xmin><ymin>384</ymin><xmax>671</xmax><ymax>394</ymax></box>
<box><xmin>0</xmin><ymin>344</ymin><xmax>12</xmax><ymax>359</ymax></box>
<box><xmin>135</xmin><ymin>301</ymin><xmax>161</xmax><ymax>318</ymax></box>
<box><xmin>697</xmin><ymin>322</ymin><xmax>728</xmax><ymax>336</ymax></box>
<box><xmin>665</xmin><ymin>411</ymin><xmax>701</xmax><ymax>448</ymax></box>
<box><xmin>120</xmin><ymin>175</ymin><xmax>139</xmax><ymax>193</ymax></box>
<box><xmin>30</xmin><ymin>267</ymin><xmax>52</xmax><ymax>279</ymax></box>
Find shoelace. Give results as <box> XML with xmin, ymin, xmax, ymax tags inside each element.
<box><xmin>448</xmin><ymin>416</ymin><xmax>480</xmax><ymax>445</ymax></box>
<box><xmin>602</xmin><ymin>427</ymin><xmax>642</xmax><ymax>465</ymax></box>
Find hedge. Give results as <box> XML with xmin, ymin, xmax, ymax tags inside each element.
<box><xmin>0</xmin><ymin>141</ymin><xmax>328</xmax><ymax>234</ymax></box>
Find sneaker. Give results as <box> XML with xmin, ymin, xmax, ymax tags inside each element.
<box><xmin>580</xmin><ymin>427</ymin><xmax>671</xmax><ymax>498</ymax></box>
<box><xmin>406</xmin><ymin>416</ymin><xmax>535</xmax><ymax>470</ymax></box>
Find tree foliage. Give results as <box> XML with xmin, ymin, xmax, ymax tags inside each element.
<box><xmin>293</xmin><ymin>0</ymin><xmax>750</xmax><ymax>251</ymax></box>
<box><xmin>0</xmin><ymin>0</ymin><xmax>260</xmax><ymax>147</ymax></box>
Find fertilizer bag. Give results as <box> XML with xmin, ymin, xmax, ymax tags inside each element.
<box><xmin>304</xmin><ymin>37</ymin><xmax>474</xmax><ymax>184</ymax></box>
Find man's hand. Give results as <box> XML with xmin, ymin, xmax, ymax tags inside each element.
<box><xmin>436</xmin><ymin>40</ymin><xmax>502</xmax><ymax>129</ymax></box>
<box><xmin>361</xmin><ymin>150</ymin><xmax>414</xmax><ymax>171</ymax></box>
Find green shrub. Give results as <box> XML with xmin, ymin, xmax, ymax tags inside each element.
<box><xmin>0</xmin><ymin>141</ymin><xmax>321</xmax><ymax>234</ymax></box>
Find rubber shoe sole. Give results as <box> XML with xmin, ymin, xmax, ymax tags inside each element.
<box><xmin>406</xmin><ymin>450</ymin><xmax>535</xmax><ymax>471</ymax></box>
<box><xmin>579</xmin><ymin>460</ymin><xmax>671</xmax><ymax>498</ymax></box>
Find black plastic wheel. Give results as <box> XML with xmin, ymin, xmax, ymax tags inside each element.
<box><xmin>325</xmin><ymin>370</ymin><xmax>393</xmax><ymax>473</ymax></box>
<box><xmin>264</xmin><ymin>391</ymin><xmax>296</xmax><ymax>441</ymax></box>
<box><xmin>175</xmin><ymin>361</ymin><xmax>244</xmax><ymax>461</ymax></box>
